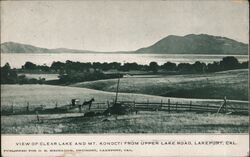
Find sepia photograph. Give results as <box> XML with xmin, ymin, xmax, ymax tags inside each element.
<box><xmin>1</xmin><ymin>0</ymin><xmax>249</xmax><ymax>156</ymax></box>
<box><xmin>1</xmin><ymin>0</ymin><xmax>249</xmax><ymax>136</ymax></box>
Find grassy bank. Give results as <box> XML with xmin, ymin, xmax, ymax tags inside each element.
<box><xmin>1</xmin><ymin>84</ymin><xmax>248</xmax><ymax>134</ymax></box>
<box><xmin>1</xmin><ymin>111</ymin><xmax>248</xmax><ymax>134</ymax></box>
<box><xmin>71</xmin><ymin>69</ymin><xmax>248</xmax><ymax>100</ymax></box>
<box><xmin>2</xmin><ymin>84</ymin><xmax>238</xmax><ymax>109</ymax></box>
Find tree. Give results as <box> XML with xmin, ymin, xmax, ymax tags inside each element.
<box><xmin>109</xmin><ymin>62</ymin><xmax>121</xmax><ymax>70</ymax></box>
<box><xmin>220</xmin><ymin>56</ymin><xmax>239</xmax><ymax>70</ymax></box>
<box><xmin>239</xmin><ymin>61</ymin><xmax>248</xmax><ymax>69</ymax></box>
<box><xmin>120</xmin><ymin>62</ymin><xmax>139</xmax><ymax>71</ymax></box>
<box><xmin>207</xmin><ymin>61</ymin><xmax>221</xmax><ymax>72</ymax></box>
<box><xmin>120</xmin><ymin>63</ymin><xmax>130</xmax><ymax>71</ymax></box>
<box><xmin>177</xmin><ymin>63</ymin><xmax>193</xmax><ymax>72</ymax></box>
<box><xmin>51</xmin><ymin>61</ymin><xmax>65</xmax><ymax>72</ymax></box>
<box><xmin>101</xmin><ymin>62</ymin><xmax>110</xmax><ymax>71</ymax></box>
<box><xmin>23</xmin><ymin>61</ymin><xmax>37</xmax><ymax>70</ymax></box>
<box><xmin>38</xmin><ymin>64</ymin><xmax>50</xmax><ymax>72</ymax></box>
<box><xmin>93</xmin><ymin>62</ymin><xmax>102</xmax><ymax>71</ymax></box>
<box><xmin>149</xmin><ymin>62</ymin><xmax>159</xmax><ymax>73</ymax></box>
<box><xmin>162</xmin><ymin>62</ymin><xmax>177</xmax><ymax>71</ymax></box>
<box><xmin>1</xmin><ymin>63</ymin><xmax>18</xmax><ymax>84</ymax></box>
<box><xmin>192</xmin><ymin>61</ymin><xmax>206</xmax><ymax>73</ymax></box>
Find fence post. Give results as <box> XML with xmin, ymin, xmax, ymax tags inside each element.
<box><xmin>107</xmin><ymin>101</ymin><xmax>110</xmax><ymax>109</ymax></box>
<box><xmin>160</xmin><ymin>100</ymin><xmax>163</xmax><ymax>110</ymax></box>
<box><xmin>133</xmin><ymin>100</ymin><xmax>136</xmax><ymax>110</ymax></box>
<box><xmin>168</xmin><ymin>99</ymin><xmax>170</xmax><ymax>113</ymax></box>
<box><xmin>78</xmin><ymin>104</ymin><xmax>82</xmax><ymax>112</ymax></box>
<box><xmin>189</xmin><ymin>101</ymin><xmax>192</xmax><ymax>111</ymax></box>
<box><xmin>11</xmin><ymin>104</ymin><xmax>14</xmax><ymax>114</ymax></box>
<box><xmin>224</xmin><ymin>97</ymin><xmax>227</xmax><ymax>113</ymax></box>
<box><xmin>26</xmin><ymin>102</ymin><xmax>29</xmax><ymax>112</ymax></box>
<box><xmin>147</xmin><ymin>99</ymin><xmax>149</xmax><ymax>110</ymax></box>
<box><xmin>36</xmin><ymin>111</ymin><xmax>40</xmax><ymax>122</ymax></box>
<box><xmin>108</xmin><ymin>101</ymin><xmax>111</xmax><ymax>116</ymax></box>
<box><xmin>217</xmin><ymin>96</ymin><xmax>227</xmax><ymax>114</ymax></box>
<box><xmin>55</xmin><ymin>102</ymin><xmax>58</xmax><ymax>109</ymax></box>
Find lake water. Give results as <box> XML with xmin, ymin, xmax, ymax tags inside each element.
<box><xmin>1</xmin><ymin>53</ymin><xmax>249</xmax><ymax>68</ymax></box>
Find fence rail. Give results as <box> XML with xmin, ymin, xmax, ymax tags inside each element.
<box><xmin>1</xmin><ymin>98</ymin><xmax>248</xmax><ymax>116</ymax></box>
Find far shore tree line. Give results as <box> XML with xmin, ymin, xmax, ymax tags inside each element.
<box><xmin>20</xmin><ymin>56</ymin><xmax>248</xmax><ymax>73</ymax></box>
<box><xmin>1</xmin><ymin>56</ymin><xmax>248</xmax><ymax>84</ymax></box>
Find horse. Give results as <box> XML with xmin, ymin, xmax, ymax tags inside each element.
<box><xmin>82</xmin><ymin>98</ymin><xmax>95</xmax><ymax>110</ymax></box>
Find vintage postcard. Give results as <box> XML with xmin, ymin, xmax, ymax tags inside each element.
<box><xmin>1</xmin><ymin>0</ymin><xmax>249</xmax><ymax>156</ymax></box>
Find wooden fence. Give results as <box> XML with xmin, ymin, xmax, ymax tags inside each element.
<box><xmin>115</xmin><ymin>99</ymin><xmax>248</xmax><ymax>115</ymax></box>
<box><xmin>1</xmin><ymin>99</ymin><xmax>248</xmax><ymax>116</ymax></box>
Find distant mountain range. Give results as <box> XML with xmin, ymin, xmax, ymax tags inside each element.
<box><xmin>1</xmin><ymin>34</ymin><xmax>248</xmax><ymax>55</ymax></box>
<box><xmin>0</xmin><ymin>42</ymin><xmax>97</xmax><ymax>54</ymax></box>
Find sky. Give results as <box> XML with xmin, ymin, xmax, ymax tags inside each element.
<box><xmin>1</xmin><ymin>0</ymin><xmax>249</xmax><ymax>52</ymax></box>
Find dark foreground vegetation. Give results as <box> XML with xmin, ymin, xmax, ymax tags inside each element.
<box><xmin>1</xmin><ymin>56</ymin><xmax>248</xmax><ymax>84</ymax></box>
<box><xmin>2</xmin><ymin>111</ymin><xmax>248</xmax><ymax>134</ymax></box>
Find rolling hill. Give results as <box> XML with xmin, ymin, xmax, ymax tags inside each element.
<box><xmin>71</xmin><ymin>69</ymin><xmax>249</xmax><ymax>100</ymax></box>
<box><xmin>136</xmin><ymin>34</ymin><xmax>248</xmax><ymax>55</ymax></box>
<box><xmin>1</xmin><ymin>84</ymin><xmax>232</xmax><ymax>108</ymax></box>
<box><xmin>0</xmin><ymin>42</ymin><xmax>95</xmax><ymax>53</ymax></box>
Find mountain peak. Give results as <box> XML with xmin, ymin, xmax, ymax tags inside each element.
<box><xmin>136</xmin><ymin>34</ymin><xmax>248</xmax><ymax>55</ymax></box>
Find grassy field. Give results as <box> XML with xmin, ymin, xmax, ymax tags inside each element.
<box><xmin>2</xmin><ymin>84</ymin><xmax>247</xmax><ymax>110</ymax></box>
<box><xmin>1</xmin><ymin>69</ymin><xmax>248</xmax><ymax>134</ymax></box>
<box><xmin>1</xmin><ymin>111</ymin><xmax>248</xmax><ymax>134</ymax></box>
<box><xmin>71</xmin><ymin>69</ymin><xmax>249</xmax><ymax>100</ymax></box>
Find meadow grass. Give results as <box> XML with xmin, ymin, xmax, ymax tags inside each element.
<box><xmin>1</xmin><ymin>69</ymin><xmax>248</xmax><ymax>134</ymax></box>
<box><xmin>1</xmin><ymin>111</ymin><xmax>248</xmax><ymax>134</ymax></box>
<box><xmin>71</xmin><ymin>69</ymin><xmax>248</xmax><ymax>100</ymax></box>
<box><xmin>2</xmin><ymin>83</ymin><xmax>247</xmax><ymax>110</ymax></box>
